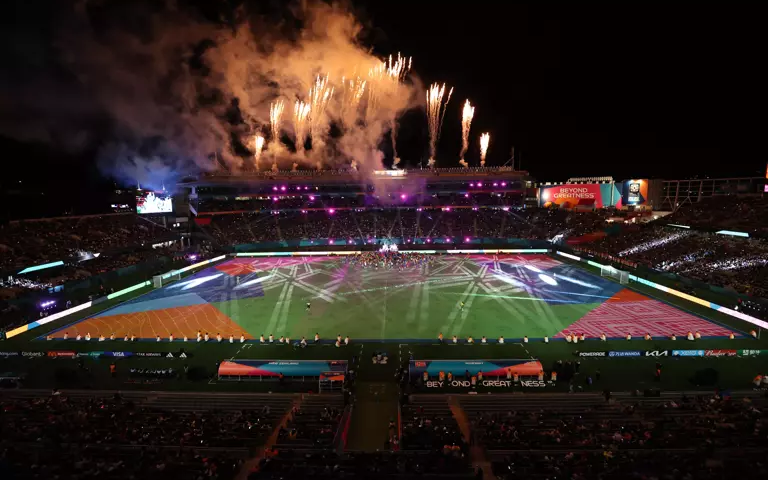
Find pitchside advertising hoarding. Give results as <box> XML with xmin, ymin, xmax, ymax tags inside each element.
<box><xmin>217</xmin><ymin>360</ymin><xmax>348</xmax><ymax>378</ymax></box>
<box><xmin>576</xmin><ymin>350</ymin><xmax>744</xmax><ymax>358</ymax></box>
<box><xmin>538</xmin><ymin>183</ymin><xmax>621</xmax><ymax>209</ymax></box>
<box><xmin>409</xmin><ymin>359</ymin><xmax>549</xmax><ymax>389</ymax></box>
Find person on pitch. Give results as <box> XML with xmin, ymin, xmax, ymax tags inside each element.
<box><xmin>306</xmin><ymin>302</ymin><xmax>311</xmax><ymax>312</ymax></box>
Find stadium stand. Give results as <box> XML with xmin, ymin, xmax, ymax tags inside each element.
<box><xmin>460</xmin><ymin>392</ymin><xmax>768</xmax><ymax>479</ymax></box>
<box><xmin>0</xmin><ymin>390</ymin><xmax>293</xmax><ymax>479</ymax></box>
<box><xmin>661</xmin><ymin>196</ymin><xmax>768</xmax><ymax>235</ymax></box>
<box><xmin>585</xmin><ymin>225</ymin><xmax>768</xmax><ymax>299</ymax></box>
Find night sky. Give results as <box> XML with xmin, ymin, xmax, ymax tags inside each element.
<box><xmin>1</xmin><ymin>1</ymin><xmax>766</xmax><ymax>219</ymax></box>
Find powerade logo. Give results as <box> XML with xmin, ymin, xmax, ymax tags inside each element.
<box><xmin>608</xmin><ymin>351</ymin><xmax>642</xmax><ymax>357</ymax></box>
<box><xmin>672</xmin><ymin>350</ymin><xmax>705</xmax><ymax>357</ymax></box>
<box><xmin>579</xmin><ymin>351</ymin><xmax>607</xmax><ymax>357</ymax></box>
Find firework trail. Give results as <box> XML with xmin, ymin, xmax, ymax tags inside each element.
<box><xmin>393</xmin><ymin>157</ymin><xmax>401</xmax><ymax>168</ymax></box>
<box><xmin>426</xmin><ymin>82</ymin><xmax>453</xmax><ymax>167</ymax></box>
<box><xmin>269</xmin><ymin>100</ymin><xmax>285</xmax><ymax>170</ymax></box>
<box><xmin>269</xmin><ymin>100</ymin><xmax>285</xmax><ymax>146</ymax></box>
<box><xmin>480</xmin><ymin>133</ymin><xmax>490</xmax><ymax>167</ymax></box>
<box><xmin>386</xmin><ymin>53</ymin><xmax>412</xmax><ymax>159</ymax></box>
<box><xmin>293</xmin><ymin>100</ymin><xmax>311</xmax><ymax>154</ymax></box>
<box><xmin>308</xmin><ymin>74</ymin><xmax>334</xmax><ymax>140</ymax></box>
<box><xmin>254</xmin><ymin>134</ymin><xmax>265</xmax><ymax>169</ymax></box>
<box><xmin>340</xmin><ymin>75</ymin><xmax>366</xmax><ymax>126</ymax></box>
<box><xmin>459</xmin><ymin>99</ymin><xmax>475</xmax><ymax>163</ymax></box>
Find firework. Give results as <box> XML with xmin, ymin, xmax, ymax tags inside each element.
<box><xmin>308</xmin><ymin>74</ymin><xmax>334</xmax><ymax>140</ymax></box>
<box><xmin>386</xmin><ymin>53</ymin><xmax>412</xmax><ymax>159</ymax></box>
<box><xmin>269</xmin><ymin>100</ymin><xmax>285</xmax><ymax>145</ymax></box>
<box><xmin>293</xmin><ymin>100</ymin><xmax>310</xmax><ymax>154</ymax></box>
<box><xmin>426</xmin><ymin>82</ymin><xmax>453</xmax><ymax>167</ymax></box>
<box><xmin>269</xmin><ymin>100</ymin><xmax>285</xmax><ymax>171</ymax></box>
<box><xmin>459</xmin><ymin>159</ymin><xmax>468</xmax><ymax>168</ymax></box>
<box><xmin>340</xmin><ymin>75</ymin><xmax>366</xmax><ymax>126</ymax></box>
<box><xmin>460</xmin><ymin>100</ymin><xmax>475</xmax><ymax>163</ymax></box>
<box><xmin>254</xmin><ymin>134</ymin><xmax>265</xmax><ymax>169</ymax></box>
<box><xmin>480</xmin><ymin>133</ymin><xmax>490</xmax><ymax>167</ymax></box>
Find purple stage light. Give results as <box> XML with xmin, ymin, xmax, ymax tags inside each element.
<box><xmin>472</xmin><ymin>207</ymin><xmax>479</xmax><ymax>211</ymax></box>
<box><xmin>469</xmin><ymin>182</ymin><xmax>474</xmax><ymax>187</ymax></box>
<box><xmin>328</xmin><ymin>208</ymin><xmax>335</xmax><ymax>214</ymax></box>
<box><xmin>272</xmin><ymin>196</ymin><xmax>278</xmax><ymax>201</ymax></box>
<box><xmin>280</xmin><ymin>186</ymin><xmax>286</xmax><ymax>191</ymax></box>
<box><xmin>426</xmin><ymin>238</ymin><xmax>432</xmax><ymax>243</ymax></box>
<box><xmin>301</xmin><ymin>210</ymin><xmax>307</xmax><ymax>213</ymax></box>
<box><xmin>309</xmin><ymin>195</ymin><xmax>315</xmax><ymax>201</ymax></box>
<box><xmin>502</xmin><ymin>206</ymin><xmax>510</xmax><ymax>211</ymax></box>
<box><xmin>445</xmin><ymin>207</ymin><xmax>451</xmax><ymax>212</ymax></box>
<box><xmin>348</xmin><ymin>239</ymin><xmax>354</xmax><ymax>244</ymax></box>
<box><xmin>501</xmin><ymin>182</ymin><xmax>507</xmax><ymax>187</ymax></box>
<box><xmin>493</xmin><ymin>182</ymin><xmax>498</xmax><ymax>187</ymax></box>
<box><xmin>477</xmin><ymin>183</ymin><xmax>483</xmax><ymax>187</ymax></box>
<box><xmin>465</xmin><ymin>237</ymin><xmax>471</xmax><ymax>242</ymax></box>
<box><xmin>464</xmin><ymin>193</ymin><xmax>469</xmax><ymax>198</ymax></box>
<box><xmin>400</xmin><ymin>193</ymin><xmax>407</xmax><ymax>200</ymax></box>
<box><xmin>272</xmin><ymin>186</ymin><xmax>278</xmax><ymax>191</ymax></box>
<box><xmin>416</xmin><ymin>207</ymin><xmax>423</xmax><ymax>212</ymax></box>
<box><xmin>368</xmin><ymin>239</ymin><xmax>373</xmax><ymax>244</ymax></box>
<box><xmin>329</xmin><ymin>239</ymin><xmax>334</xmax><ymax>244</ymax></box>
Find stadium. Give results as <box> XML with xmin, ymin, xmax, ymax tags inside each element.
<box><xmin>2</xmin><ymin>2</ymin><xmax>768</xmax><ymax>479</ymax></box>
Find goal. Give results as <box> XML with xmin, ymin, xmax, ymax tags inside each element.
<box><xmin>600</xmin><ymin>265</ymin><xmax>629</xmax><ymax>284</ymax></box>
<box><xmin>153</xmin><ymin>271</ymin><xmax>181</xmax><ymax>288</ymax></box>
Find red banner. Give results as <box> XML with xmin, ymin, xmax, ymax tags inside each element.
<box><xmin>704</xmin><ymin>349</ymin><xmax>737</xmax><ymax>357</ymax></box>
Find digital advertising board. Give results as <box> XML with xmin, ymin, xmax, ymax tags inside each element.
<box><xmin>217</xmin><ymin>359</ymin><xmax>348</xmax><ymax>378</ymax></box>
<box><xmin>136</xmin><ymin>190</ymin><xmax>173</xmax><ymax>214</ymax></box>
<box><xmin>621</xmin><ymin>179</ymin><xmax>649</xmax><ymax>206</ymax></box>
<box><xmin>539</xmin><ymin>183</ymin><xmax>621</xmax><ymax>209</ymax></box>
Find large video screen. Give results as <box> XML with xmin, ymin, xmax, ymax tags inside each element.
<box><xmin>136</xmin><ymin>191</ymin><xmax>173</xmax><ymax>214</ymax></box>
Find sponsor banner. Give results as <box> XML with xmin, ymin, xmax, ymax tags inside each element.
<box><xmin>20</xmin><ymin>351</ymin><xmax>45</xmax><ymax>358</ymax></box>
<box><xmin>47</xmin><ymin>351</ymin><xmax>77</xmax><ymax>358</ymax></box>
<box><xmin>704</xmin><ymin>349</ymin><xmax>737</xmax><ymax>357</ymax></box>
<box><xmin>608</xmin><ymin>351</ymin><xmax>643</xmax><ymax>357</ymax></box>
<box><xmin>672</xmin><ymin>350</ymin><xmax>705</xmax><ymax>357</ymax></box>
<box><xmin>134</xmin><ymin>352</ymin><xmax>164</xmax><ymax>357</ymax></box>
<box><xmin>218</xmin><ymin>360</ymin><xmax>348</xmax><ymax>377</ymax></box>
<box><xmin>99</xmin><ymin>351</ymin><xmax>134</xmax><ymax>358</ymax></box>
<box><xmin>409</xmin><ymin>359</ymin><xmax>544</xmax><ymax>380</ymax></box>
<box><xmin>644</xmin><ymin>350</ymin><xmax>670</xmax><ymax>357</ymax></box>
<box><xmin>622</xmin><ymin>179</ymin><xmax>649</xmax><ymax>206</ymax></box>
<box><xmin>578</xmin><ymin>351</ymin><xmax>607</xmax><ymax>357</ymax></box>
<box><xmin>0</xmin><ymin>351</ymin><xmax>20</xmax><ymax>357</ymax></box>
<box><xmin>539</xmin><ymin>183</ymin><xmax>621</xmax><ymax>209</ymax></box>
<box><xmin>739</xmin><ymin>349</ymin><xmax>768</xmax><ymax>357</ymax></box>
<box><xmin>425</xmin><ymin>379</ymin><xmax>552</xmax><ymax>389</ymax></box>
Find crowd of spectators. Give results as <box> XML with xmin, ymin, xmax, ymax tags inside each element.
<box><xmin>204</xmin><ymin>208</ymin><xmax>608</xmax><ymax>246</ymax></box>
<box><xmin>661</xmin><ymin>196</ymin><xmax>768</xmax><ymax>236</ymax></box>
<box><xmin>0</xmin><ymin>393</ymin><xmax>284</xmax><ymax>479</ymax></box>
<box><xmin>0</xmin><ymin>214</ymin><xmax>176</xmax><ymax>272</ymax></box>
<box><xmin>474</xmin><ymin>393</ymin><xmax>768</xmax><ymax>479</ymax></box>
<box><xmin>585</xmin><ymin>225</ymin><xmax>768</xmax><ymax>299</ymax></box>
<box><xmin>345</xmin><ymin>251</ymin><xmax>432</xmax><ymax>270</ymax></box>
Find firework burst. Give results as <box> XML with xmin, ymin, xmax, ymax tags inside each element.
<box><xmin>426</xmin><ymin>82</ymin><xmax>453</xmax><ymax>167</ymax></box>
<box><xmin>480</xmin><ymin>133</ymin><xmax>490</xmax><ymax>167</ymax></box>
<box><xmin>269</xmin><ymin>100</ymin><xmax>285</xmax><ymax>145</ymax></box>
<box><xmin>293</xmin><ymin>100</ymin><xmax>311</xmax><ymax>154</ymax></box>
<box><xmin>460</xmin><ymin>99</ymin><xmax>475</xmax><ymax>163</ymax></box>
<box><xmin>340</xmin><ymin>75</ymin><xmax>366</xmax><ymax>126</ymax></box>
<box><xmin>308</xmin><ymin>74</ymin><xmax>334</xmax><ymax>140</ymax></box>
<box><xmin>254</xmin><ymin>134</ymin><xmax>265</xmax><ymax>169</ymax></box>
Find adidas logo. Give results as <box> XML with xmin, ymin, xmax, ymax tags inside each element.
<box><xmin>166</xmin><ymin>352</ymin><xmax>174</xmax><ymax>358</ymax></box>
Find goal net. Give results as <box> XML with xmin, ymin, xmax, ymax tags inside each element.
<box><xmin>600</xmin><ymin>265</ymin><xmax>629</xmax><ymax>284</ymax></box>
<box><xmin>153</xmin><ymin>271</ymin><xmax>182</xmax><ymax>288</ymax></box>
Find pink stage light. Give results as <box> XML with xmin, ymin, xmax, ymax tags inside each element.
<box><xmin>301</xmin><ymin>210</ymin><xmax>307</xmax><ymax>213</ymax></box>
<box><xmin>309</xmin><ymin>195</ymin><xmax>315</xmax><ymax>201</ymax></box>
<box><xmin>272</xmin><ymin>197</ymin><xmax>278</xmax><ymax>201</ymax></box>
<box><xmin>469</xmin><ymin>182</ymin><xmax>475</xmax><ymax>187</ymax></box>
<box><xmin>400</xmin><ymin>193</ymin><xmax>407</xmax><ymax>200</ymax></box>
<box><xmin>445</xmin><ymin>207</ymin><xmax>451</xmax><ymax>212</ymax></box>
<box><xmin>328</xmin><ymin>208</ymin><xmax>335</xmax><ymax>214</ymax></box>
<box><xmin>502</xmin><ymin>206</ymin><xmax>510</xmax><ymax>211</ymax></box>
<box><xmin>465</xmin><ymin>237</ymin><xmax>471</xmax><ymax>242</ymax></box>
<box><xmin>426</xmin><ymin>238</ymin><xmax>432</xmax><ymax>243</ymax></box>
<box><xmin>272</xmin><ymin>186</ymin><xmax>278</xmax><ymax>191</ymax></box>
<box><xmin>472</xmin><ymin>207</ymin><xmax>479</xmax><ymax>211</ymax></box>
<box><xmin>280</xmin><ymin>186</ymin><xmax>286</xmax><ymax>191</ymax></box>
<box><xmin>348</xmin><ymin>240</ymin><xmax>354</xmax><ymax>244</ymax></box>
<box><xmin>329</xmin><ymin>239</ymin><xmax>334</xmax><ymax>244</ymax></box>
<box><xmin>493</xmin><ymin>182</ymin><xmax>498</xmax><ymax>187</ymax></box>
<box><xmin>464</xmin><ymin>193</ymin><xmax>469</xmax><ymax>198</ymax></box>
<box><xmin>501</xmin><ymin>182</ymin><xmax>507</xmax><ymax>187</ymax></box>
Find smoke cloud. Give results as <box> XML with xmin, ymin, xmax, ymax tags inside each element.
<box><xmin>0</xmin><ymin>0</ymin><xmax>423</xmax><ymax>189</ymax></box>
